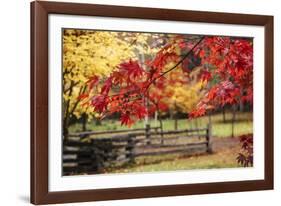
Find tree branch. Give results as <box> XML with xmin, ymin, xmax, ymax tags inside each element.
<box><xmin>103</xmin><ymin>36</ymin><xmax>205</xmax><ymax>103</ymax></box>
<box><xmin>144</xmin><ymin>36</ymin><xmax>205</xmax><ymax>92</ymax></box>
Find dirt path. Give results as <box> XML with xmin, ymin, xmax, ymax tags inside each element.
<box><xmin>212</xmin><ymin>136</ymin><xmax>240</xmax><ymax>152</ymax></box>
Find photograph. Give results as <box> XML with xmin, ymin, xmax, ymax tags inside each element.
<box><xmin>29</xmin><ymin>1</ymin><xmax>274</xmax><ymax>204</ymax></box>
<box><xmin>62</xmin><ymin>28</ymin><xmax>254</xmax><ymax>176</ymax></box>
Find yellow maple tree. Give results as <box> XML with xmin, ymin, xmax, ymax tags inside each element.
<box><xmin>62</xmin><ymin>29</ymin><xmax>163</xmax><ymax>135</ymax></box>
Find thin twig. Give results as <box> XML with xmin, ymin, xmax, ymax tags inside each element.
<box><xmin>144</xmin><ymin>36</ymin><xmax>205</xmax><ymax>92</ymax></box>
<box><xmin>105</xmin><ymin>36</ymin><xmax>205</xmax><ymax>101</ymax></box>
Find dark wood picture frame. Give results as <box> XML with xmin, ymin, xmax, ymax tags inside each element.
<box><xmin>31</xmin><ymin>1</ymin><xmax>274</xmax><ymax>204</ymax></box>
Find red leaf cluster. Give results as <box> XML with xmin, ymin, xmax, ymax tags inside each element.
<box><xmin>147</xmin><ymin>44</ymin><xmax>179</xmax><ymax>71</ymax></box>
<box><xmin>82</xmin><ymin>35</ymin><xmax>253</xmax><ymax>126</ymax></box>
<box><xmin>190</xmin><ymin>36</ymin><xmax>253</xmax><ymax>117</ymax></box>
<box><xmin>91</xmin><ymin>95</ymin><xmax>108</xmax><ymax>113</ymax></box>
<box><xmin>236</xmin><ymin>134</ymin><xmax>253</xmax><ymax>167</ymax></box>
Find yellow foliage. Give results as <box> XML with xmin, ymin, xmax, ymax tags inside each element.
<box><xmin>63</xmin><ymin>29</ymin><xmax>137</xmax><ymax>120</ymax></box>
<box><xmin>164</xmin><ymin>67</ymin><xmax>206</xmax><ymax>114</ymax></box>
<box><xmin>63</xmin><ymin>29</ymin><xmax>162</xmax><ymax>121</ymax></box>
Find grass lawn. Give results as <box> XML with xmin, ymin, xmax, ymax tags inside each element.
<box><xmin>69</xmin><ymin>111</ymin><xmax>253</xmax><ymax>138</ymax></box>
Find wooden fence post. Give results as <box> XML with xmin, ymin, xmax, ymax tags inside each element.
<box><xmin>206</xmin><ymin>123</ymin><xmax>213</xmax><ymax>153</ymax></box>
<box><xmin>92</xmin><ymin>139</ymin><xmax>104</xmax><ymax>173</ymax></box>
<box><xmin>127</xmin><ymin>134</ymin><xmax>135</xmax><ymax>163</ymax></box>
<box><xmin>145</xmin><ymin>124</ymin><xmax>151</xmax><ymax>145</ymax></box>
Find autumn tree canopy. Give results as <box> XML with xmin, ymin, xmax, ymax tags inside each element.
<box><xmin>63</xmin><ymin>29</ymin><xmax>167</xmax><ymax>133</ymax></box>
<box><xmin>79</xmin><ymin>34</ymin><xmax>253</xmax><ymax>127</ymax></box>
<box><xmin>63</xmin><ymin>30</ymin><xmax>253</xmax><ymax>129</ymax></box>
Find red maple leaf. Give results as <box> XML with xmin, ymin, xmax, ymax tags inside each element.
<box><xmin>86</xmin><ymin>75</ymin><xmax>99</xmax><ymax>90</ymax></box>
<box><xmin>101</xmin><ymin>77</ymin><xmax>113</xmax><ymax>95</ymax></box>
<box><xmin>77</xmin><ymin>93</ymin><xmax>89</xmax><ymax>100</ymax></box>
<box><xmin>118</xmin><ymin>60</ymin><xmax>144</xmax><ymax>80</ymax></box>
<box><xmin>120</xmin><ymin>112</ymin><xmax>134</xmax><ymax>127</ymax></box>
<box><xmin>133</xmin><ymin>104</ymin><xmax>147</xmax><ymax>119</ymax></box>
<box><xmin>189</xmin><ymin>106</ymin><xmax>206</xmax><ymax>118</ymax></box>
<box><xmin>91</xmin><ymin>95</ymin><xmax>108</xmax><ymax>113</ymax></box>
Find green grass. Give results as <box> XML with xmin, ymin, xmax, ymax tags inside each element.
<box><xmin>69</xmin><ymin>111</ymin><xmax>253</xmax><ymax>138</ymax></box>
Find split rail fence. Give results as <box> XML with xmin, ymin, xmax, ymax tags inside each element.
<box><xmin>63</xmin><ymin>124</ymin><xmax>212</xmax><ymax>175</ymax></box>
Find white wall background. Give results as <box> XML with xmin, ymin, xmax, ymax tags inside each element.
<box><xmin>0</xmin><ymin>0</ymin><xmax>279</xmax><ymax>205</ymax></box>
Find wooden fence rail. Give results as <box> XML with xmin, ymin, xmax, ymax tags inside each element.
<box><xmin>67</xmin><ymin>126</ymin><xmax>161</xmax><ymax>137</ymax></box>
<box><xmin>63</xmin><ymin>124</ymin><xmax>212</xmax><ymax>175</ymax></box>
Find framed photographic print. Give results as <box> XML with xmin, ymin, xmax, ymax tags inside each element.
<box><xmin>30</xmin><ymin>1</ymin><xmax>274</xmax><ymax>204</ymax></box>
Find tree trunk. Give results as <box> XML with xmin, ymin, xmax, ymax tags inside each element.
<box><xmin>145</xmin><ymin>123</ymin><xmax>151</xmax><ymax>145</ymax></box>
<box><xmin>63</xmin><ymin>117</ymin><xmax>69</xmax><ymax>140</ymax></box>
<box><xmin>195</xmin><ymin>118</ymin><xmax>200</xmax><ymax>137</ymax></box>
<box><xmin>63</xmin><ymin>98</ymin><xmax>71</xmax><ymax>141</ymax></box>
<box><xmin>154</xmin><ymin>111</ymin><xmax>158</xmax><ymax>127</ymax></box>
<box><xmin>231</xmin><ymin>105</ymin><xmax>237</xmax><ymax>138</ymax></box>
<box><xmin>174</xmin><ymin>115</ymin><xmax>178</xmax><ymax>130</ymax></box>
<box><xmin>174</xmin><ymin>101</ymin><xmax>178</xmax><ymax>130</ymax></box>
<box><xmin>62</xmin><ymin>80</ymin><xmax>75</xmax><ymax>141</ymax></box>
<box><xmin>208</xmin><ymin>112</ymin><xmax>212</xmax><ymax>126</ymax></box>
<box><xmin>144</xmin><ymin>96</ymin><xmax>149</xmax><ymax>127</ymax></box>
<box><xmin>222</xmin><ymin>107</ymin><xmax>226</xmax><ymax>123</ymax></box>
<box><xmin>82</xmin><ymin>114</ymin><xmax>87</xmax><ymax>131</ymax></box>
<box><xmin>207</xmin><ymin>112</ymin><xmax>212</xmax><ymax>139</ymax></box>
<box><xmin>159</xmin><ymin>117</ymin><xmax>164</xmax><ymax>144</ymax></box>
<box><xmin>158</xmin><ymin>111</ymin><xmax>164</xmax><ymax>144</ymax></box>
<box><xmin>95</xmin><ymin>118</ymin><xmax>102</xmax><ymax>126</ymax></box>
<box><xmin>239</xmin><ymin>90</ymin><xmax>244</xmax><ymax>112</ymax></box>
